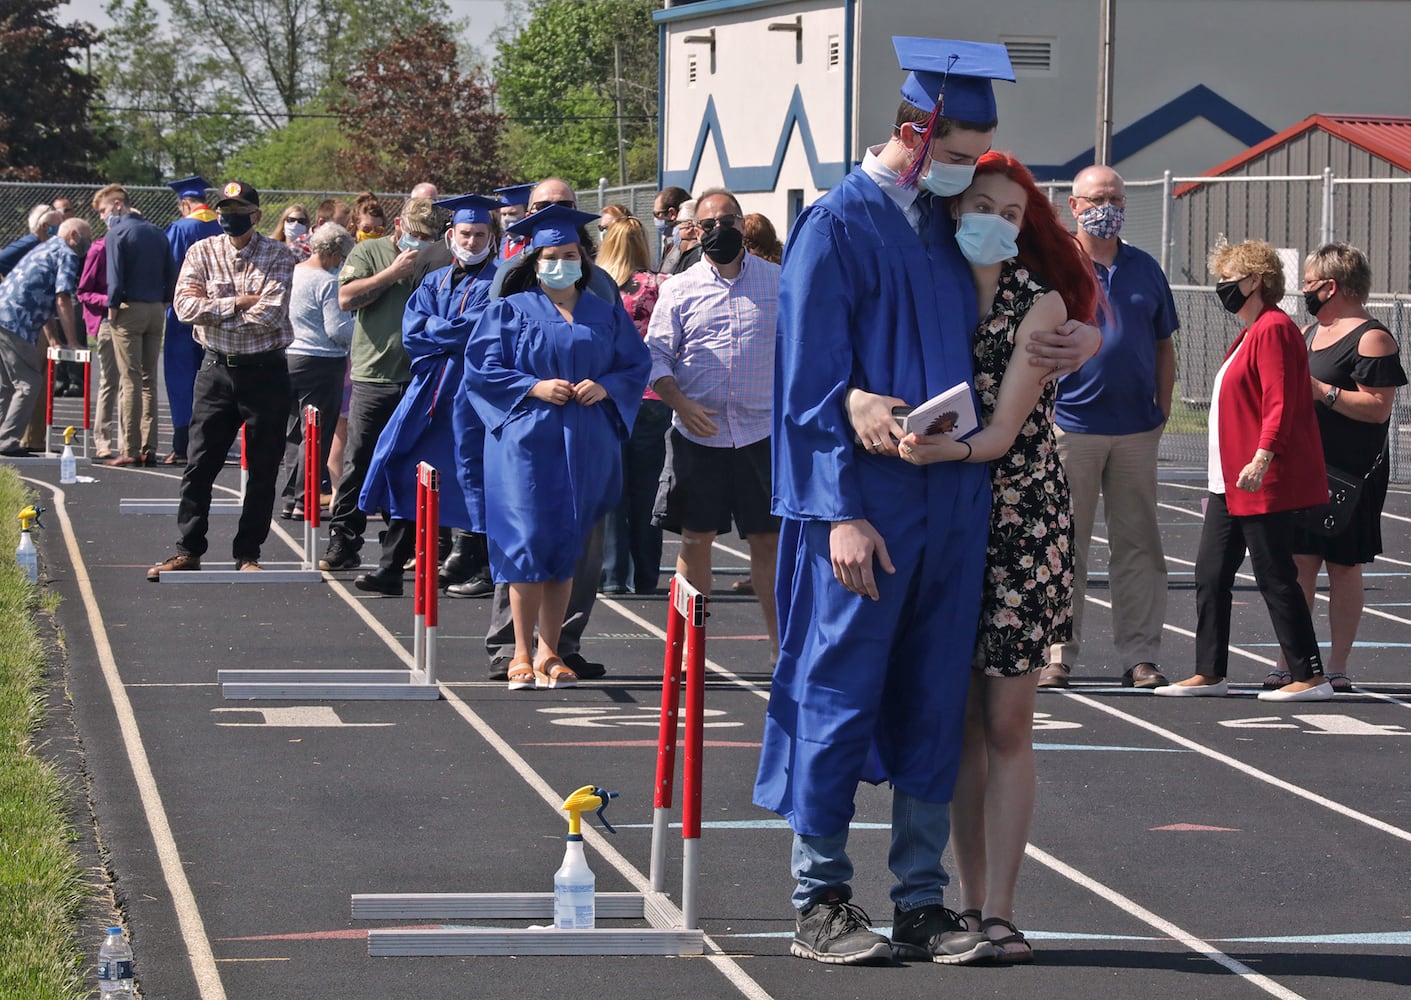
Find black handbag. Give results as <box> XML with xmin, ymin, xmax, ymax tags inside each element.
<box><xmin>1299</xmin><ymin>449</ymin><xmax>1384</xmax><ymax>537</ymax></box>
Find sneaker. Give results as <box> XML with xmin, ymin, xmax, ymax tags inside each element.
<box><xmin>891</xmin><ymin>904</ymin><xmax>997</xmax><ymax>965</ymax></box>
<box><xmin>562</xmin><ymin>652</ymin><xmax>606</xmax><ymax>681</ymax></box>
<box><xmin>236</xmin><ymin>559</ymin><xmax>263</xmax><ymax>572</ymax></box>
<box><xmin>147</xmin><ymin>552</ymin><xmax>200</xmax><ymax>582</ymax></box>
<box><xmin>791</xmin><ymin>892</ymin><xmax>894</xmax><ymax>965</ymax></box>
<box><xmin>319</xmin><ymin>545</ymin><xmax>360</xmax><ymax>571</ymax></box>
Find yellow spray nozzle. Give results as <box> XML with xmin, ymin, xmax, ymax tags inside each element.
<box><xmin>561</xmin><ymin>784</ymin><xmax>619</xmax><ymax>837</ymax></box>
<box><xmin>18</xmin><ymin>504</ymin><xmax>44</xmax><ymax>530</ymax></box>
<box><xmin>63</xmin><ymin>426</ymin><xmax>76</xmax><ymax>444</ymax></box>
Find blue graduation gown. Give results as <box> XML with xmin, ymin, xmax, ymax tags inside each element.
<box><xmin>359</xmin><ymin>260</ymin><xmax>497</xmax><ymax>529</ymax></box>
<box><xmin>163</xmin><ymin>211</ymin><xmax>224</xmax><ymax>428</ymax></box>
<box><xmin>464</xmin><ymin>289</ymin><xmax>650</xmax><ymax>583</ymax></box>
<box><xmin>753</xmin><ymin>168</ymin><xmax>994</xmax><ymax>838</ymax></box>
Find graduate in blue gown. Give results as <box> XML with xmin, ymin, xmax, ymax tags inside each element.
<box><xmin>355</xmin><ymin>195</ymin><xmax>501</xmax><ymax>593</ymax></box>
<box><xmin>494</xmin><ymin>183</ymin><xmax>533</xmax><ymax>260</ymax></box>
<box><xmin>162</xmin><ymin>177</ymin><xmax>223</xmax><ymax>463</ymax></box>
<box><xmin>463</xmin><ymin>205</ymin><xmax>650</xmax><ymax>691</ymax></box>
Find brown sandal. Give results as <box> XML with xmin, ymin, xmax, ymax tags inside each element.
<box><xmin>534</xmin><ymin>656</ymin><xmax>578</xmax><ymax>689</ymax></box>
<box><xmin>506</xmin><ymin>656</ymin><xmax>536</xmax><ymax>691</ymax></box>
<box><xmin>980</xmin><ymin>916</ymin><xmax>1034</xmax><ymax>964</ymax></box>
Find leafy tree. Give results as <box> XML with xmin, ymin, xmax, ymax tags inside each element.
<box><xmin>335</xmin><ymin>22</ymin><xmax>504</xmax><ymax>193</ymax></box>
<box><xmin>0</xmin><ymin>0</ymin><xmax>111</xmax><ymax>180</ymax></box>
<box><xmin>493</xmin><ymin>0</ymin><xmax>658</xmax><ymax>185</ymax></box>
<box><xmin>223</xmin><ymin>112</ymin><xmax>353</xmax><ymax>191</ymax></box>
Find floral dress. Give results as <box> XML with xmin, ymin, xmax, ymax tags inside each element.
<box><xmin>972</xmin><ymin>261</ymin><xmax>1075</xmax><ymax>677</ymax></box>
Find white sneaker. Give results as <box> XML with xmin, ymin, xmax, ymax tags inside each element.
<box><xmin>1152</xmin><ymin>678</ymin><xmax>1229</xmax><ymax>697</ymax></box>
<box><xmin>1257</xmin><ymin>680</ymin><xmax>1334</xmax><ymax>702</ymax></box>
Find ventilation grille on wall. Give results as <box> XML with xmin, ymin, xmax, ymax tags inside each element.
<box><xmin>827</xmin><ymin>35</ymin><xmax>840</xmax><ymax>69</ymax></box>
<box><xmin>688</xmin><ymin>54</ymin><xmax>698</xmax><ymax>85</ymax></box>
<box><xmin>1001</xmin><ymin>37</ymin><xmax>1055</xmax><ymax>75</ymax></box>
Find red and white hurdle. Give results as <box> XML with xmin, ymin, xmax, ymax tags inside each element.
<box><xmin>349</xmin><ymin>573</ymin><xmax>708</xmax><ymax>956</ymax></box>
<box><xmin>44</xmin><ymin>346</ymin><xmax>92</xmax><ymax>457</ymax></box>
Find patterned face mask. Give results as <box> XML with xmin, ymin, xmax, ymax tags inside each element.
<box><xmin>1076</xmin><ymin>203</ymin><xmax>1124</xmax><ymax>240</ymax></box>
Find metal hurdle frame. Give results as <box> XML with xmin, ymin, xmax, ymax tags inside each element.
<box><xmin>219</xmin><ymin>460</ymin><xmax>442</xmax><ymax>699</ymax></box>
<box><xmin>119</xmin><ymin>422</ymin><xmax>245</xmax><ymax>516</ymax></box>
<box><xmin>349</xmin><ymin>573</ymin><xmax>708</xmax><ymax>957</ymax></box>
<box><xmin>300</xmin><ymin>406</ymin><xmax>321</xmax><ymax>571</ymax></box>
<box><xmin>44</xmin><ymin>346</ymin><xmax>92</xmax><ymax>457</ymax></box>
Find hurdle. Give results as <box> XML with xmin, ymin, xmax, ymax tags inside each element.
<box><xmin>301</xmin><ymin>406</ymin><xmax>321</xmax><ymax>571</ymax></box>
<box><xmin>44</xmin><ymin>346</ymin><xmax>92</xmax><ymax>457</ymax></box>
<box><xmin>349</xmin><ymin>573</ymin><xmax>708</xmax><ymax>956</ymax></box>
<box><xmin>120</xmin><ymin>423</ymin><xmax>245</xmax><ymax>516</ymax></box>
<box><xmin>218</xmin><ymin>460</ymin><xmax>442</xmax><ymax>698</ymax></box>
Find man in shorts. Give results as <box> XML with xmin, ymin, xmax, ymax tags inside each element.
<box><xmin>646</xmin><ymin>187</ymin><xmax>781</xmax><ymax>664</ymax></box>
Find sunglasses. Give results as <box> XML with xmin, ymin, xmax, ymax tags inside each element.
<box><xmin>530</xmin><ymin>199</ymin><xmax>576</xmax><ymax>212</ymax></box>
<box><xmin>697</xmin><ymin>214</ymin><xmax>738</xmax><ymax>232</ymax></box>
<box><xmin>651</xmin><ymin>209</ymin><xmax>674</xmax><ymax>219</ymax></box>
<box><xmin>287</xmin><ymin>217</ymin><xmax>309</xmax><ymax>224</ymax></box>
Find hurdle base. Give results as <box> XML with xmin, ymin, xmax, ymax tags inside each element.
<box><xmin>219</xmin><ymin>669</ymin><xmax>440</xmax><ymax>701</ymax></box>
<box><xmin>160</xmin><ymin>563</ymin><xmax>323</xmax><ymax>585</ymax></box>
<box><xmin>353</xmin><ymin>892</ymin><xmax>703</xmax><ymax>956</ymax></box>
<box><xmin>122</xmin><ymin>498</ymin><xmax>243</xmax><ymax>515</ymax></box>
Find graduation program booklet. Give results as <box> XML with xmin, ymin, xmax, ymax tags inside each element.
<box><xmin>900</xmin><ymin>381</ymin><xmax>980</xmax><ymax>439</ymax></box>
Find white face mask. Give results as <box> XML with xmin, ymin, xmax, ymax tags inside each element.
<box><xmin>447</xmin><ymin>232</ymin><xmax>492</xmax><ymax>265</ymax></box>
<box><xmin>284</xmin><ymin>220</ymin><xmax>308</xmax><ymax>240</ymax></box>
<box><xmin>954</xmin><ymin>213</ymin><xmax>1020</xmax><ymax>266</ymax></box>
<box><xmin>920</xmin><ymin>160</ymin><xmax>977</xmax><ymax>197</ymax></box>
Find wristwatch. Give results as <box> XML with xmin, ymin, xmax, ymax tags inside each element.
<box><xmin>1324</xmin><ymin>385</ymin><xmax>1341</xmax><ymax>407</ymax></box>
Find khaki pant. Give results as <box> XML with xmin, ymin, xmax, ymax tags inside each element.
<box><xmin>20</xmin><ymin>336</ymin><xmax>48</xmax><ymax>451</ymax></box>
<box><xmin>109</xmin><ymin>301</ymin><xmax>165</xmax><ymax>458</ymax></box>
<box><xmin>92</xmin><ymin>320</ymin><xmax>120</xmax><ymax>456</ymax></box>
<box><xmin>0</xmin><ymin>328</ymin><xmax>41</xmax><ymax>451</ymax></box>
<box><xmin>1048</xmin><ymin>425</ymin><xmax>1168</xmax><ymax>671</ymax></box>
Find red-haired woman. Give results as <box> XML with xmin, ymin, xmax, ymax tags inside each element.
<box><xmin>849</xmin><ymin>150</ymin><xmax>1101</xmax><ymax>962</ymax></box>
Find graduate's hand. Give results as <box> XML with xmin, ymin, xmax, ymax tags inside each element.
<box><xmin>676</xmin><ymin>398</ymin><xmax>719</xmax><ymax>438</ymax></box>
<box><xmin>829</xmin><ymin>519</ymin><xmax>895</xmax><ymax>601</ymax></box>
<box><xmin>845</xmin><ymin>388</ymin><xmax>906</xmax><ymax>457</ymax></box>
<box><xmin>572</xmin><ymin>379</ymin><xmax>605</xmax><ymax>405</ymax></box>
<box><xmin>897</xmin><ymin>431</ymin><xmax>969</xmax><ymax>465</ymax></box>
<box><xmin>530</xmin><ymin>379</ymin><xmax>575</xmax><ymax>405</ymax></box>
<box><xmin>1028</xmin><ymin>319</ymin><xmax>1101</xmax><ymax>384</ymax></box>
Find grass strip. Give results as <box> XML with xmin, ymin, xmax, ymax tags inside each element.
<box><xmin>0</xmin><ymin>467</ymin><xmax>88</xmax><ymax>1000</ymax></box>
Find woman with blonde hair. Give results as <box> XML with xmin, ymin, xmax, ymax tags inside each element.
<box><xmin>269</xmin><ymin>203</ymin><xmax>310</xmax><ymax>258</ymax></box>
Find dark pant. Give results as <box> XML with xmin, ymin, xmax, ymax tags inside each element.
<box><xmin>176</xmin><ymin>352</ymin><xmax>291</xmax><ymax>561</ymax></box>
<box><xmin>485</xmin><ymin>516</ymin><xmax>606</xmax><ymax>663</ymax></box>
<box><xmin>602</xmin><ymin>398</ymin><xmax>671</xmax><ymax>594</ymax></box>
<box><xmin>375</xmin><ymin>518</ymin><xmax>416</xmax><ymax>576</ymax></box>
<box><xmin>327</xmin><ymin>381</ymin><xmax>407</xmax><ymax>553</ymax></box>
<box><xmin>1194</xmin><ymin>492</ymin><xmax>1324</xmax><ymax>681</ymax></box>
<box><xmin>280</xmin><ymin>354</ymin><xmax>346</xmax><ymax>501</ymax></box>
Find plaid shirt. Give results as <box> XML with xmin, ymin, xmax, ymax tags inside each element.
<box><xmin>174</xmin><ymin>231</ymin><xmax>295</xmax><ymax>354</ymax></box>
<box><xmin>0</xmin><ymin>238</ymin><xmax>80</xmax><ymax>344</ymax></box>
<box><xmin>646</xmin><ymin>252</ymin><xmax>780</xmax><ymax>448</ymax></box>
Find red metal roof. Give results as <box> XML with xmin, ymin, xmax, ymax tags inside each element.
<box><xmin>1174</xmin><ymin>115</ymin><xmax>1411</xmax><ymax>197</ymax></box>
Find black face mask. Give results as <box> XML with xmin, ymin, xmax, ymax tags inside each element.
<box><xmin>700</xmin><ymin>223</ymin><xmax>744</xmax><ymax>265</ymax></box>
<box><xmin>1303</xmin><ymin>280</ymin><xmax>1332</xmax><ymax>318</ymax></box>
<box><xmin>219</xmin><ymin>212</ymin><xmax>255</xmax><ymax>237</ymax></box>
<box><xmin>1215</xmin><ymin>278</ymin><xmax>1251</xmax><ymax>315</ymax></box>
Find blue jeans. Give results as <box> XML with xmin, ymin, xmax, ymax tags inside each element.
<box><xmin>791</xmin><ymin>789</ymin><xmax>951</xmax><ymax>912</ymax></box>
<box><xmin>602</xmin><ymin>399</ymin><xmax>671</xmax><ymax>593</ymax></box>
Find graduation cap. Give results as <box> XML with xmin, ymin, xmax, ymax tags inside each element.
<box><xmin>167</xmin><ymin>176</ymin><xmax>213</xmax><ymax>201</ymax></box>
<box><xmin>434</xmin><ymin>194</ymin><xmax>501</xmax><ymax>226</ymax></box>
<box><xmin>494</xmin><ymin>183</ymin><xmax>534</xmax><ymax>208</ymax></box>
<box><xmin>893</xmin><ymin>36</ymin><xmax>1014</xmax><ymax>125</ymax></box>
<box><xmin>505</xmin><ymin>204</ymin><xmax>601</xmax><ymax>250</ymax></box>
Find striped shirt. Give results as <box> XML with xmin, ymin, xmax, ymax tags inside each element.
<box><xmin>646</xmin><ymin>251</ymin><xmax>779</xmax><ymax>448</ymax></box>
<box><xmin>174</xmin><ymin>231</ymin><xmax>295</xmax><ymax>354</ymax></box>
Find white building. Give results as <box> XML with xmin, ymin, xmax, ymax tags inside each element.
<box><xmin>656</xmin><ymin>0</ymin><xmax>1411</xmax><ymax>229</ymax></box>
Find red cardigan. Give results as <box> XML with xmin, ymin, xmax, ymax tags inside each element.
<box><xmin>1215</xmin><ymin>305</ymin><xmax>1327</xmax><ymax>516</ymax></box>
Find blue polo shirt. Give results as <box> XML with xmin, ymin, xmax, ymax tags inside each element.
<box><xmin>1054</xmin><ymin>240</ymin><xmax>1178</xmax><ymax>436</ymax></box>
<box><xmin>106</xmin><ymin>215</ymin><xmax>176</xmax><ymax>307</ymax></box>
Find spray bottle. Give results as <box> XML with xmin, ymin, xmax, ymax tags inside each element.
<box><xmin>59</xmin><ymin>426</ymin><xmax>77</xmax><ymax>484</ymax></box>
<box><xmin>15</xmin><ymin>505</ymin><xmax>43</xmax><ymax>585</ymax></box>
<box><xmin>555</xmin><ymin>785</ymin><xmax>618</xmax><ymax>930</ymax></box>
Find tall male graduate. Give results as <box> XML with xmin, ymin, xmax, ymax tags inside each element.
<box><xmin>755</xmin><ymin>36</ymin><xmax>1099</xmax><ymax>967</ymax></box>
<box><xmin>161</xmin><ymin>177</ymin><xmax>223</xmax><ymax>464</ymax></box>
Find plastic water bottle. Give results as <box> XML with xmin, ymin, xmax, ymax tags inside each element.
<box><xmin>553</xmin><ymin>835</ymin><xmax>596</xmax><ymax>929</ymax></box>
<box><xmin>97</xmin><ymin>926</ymin><xmax>134</xmax><ymax>996</ymax></box>
<box><xmin>15</xmin><ymin>522</ymin><xmax>37</xmax><ymax>585</ymax></box>
<box><xmin>59</xmin><ymin>426</ymin><xmax>78</xmax><ymax>484</ymax></box>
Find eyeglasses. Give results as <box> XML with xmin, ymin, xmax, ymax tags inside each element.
<box><xmin>697</xmin><ymin>214</ymin><xmax>739</xmax><ymax>232</ymax></box>
<box><xmin>1073</xmin><ymin>194</ymin><xmax>1125</xmax><ymax>208</ymax></box>
<box><xmin>530</xmin><ymin>199</ymin><xmax>576</xmax><ymax>212</ymax></box>
<box><xmin>287</xmin><ymin>217</ymin><xmax>309</xmax><ymax>224</ymax></box>
<box><xmin>651</xmin><ymin>209</ymin><xmax>675</xmax><ymax>219</ymax></box>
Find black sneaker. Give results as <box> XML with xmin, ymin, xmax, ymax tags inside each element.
<box><xmin>562</xmin><ymin>652</ymin><xmax>606</xmax><ymax>680</ymax></box>
<box><xmin>319</xmin><ymin>545</ymin><xmax>360</xmax><ymax>571</ymax></box>
<box><xmin>891</xmin><ymin>904</ymin><xmax>997</xmax><ymax>965</ymax></box>
<box><xmin>791</xmin><ymin>892</ymin><xmax>894</xmax><ymax>965</ymax></box>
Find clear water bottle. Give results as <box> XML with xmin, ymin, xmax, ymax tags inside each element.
<box><xmin>15</xmin><ymin>525</ymin><xmax>37</xmax><ymax>585</ymax></box>
<box><xmin>59</xmin><ymin>444</ymin><xmax>77</xmax><ymax>484</ymax></box>
<box><xmin>97</xmin><ymin>926</ymin><xmax>134</xmax><ymax>996</ymax></box>
<box><xmin>553</xmin><ymin>835</ymin><xmax>595</xmax><ymax>929</ymax></box>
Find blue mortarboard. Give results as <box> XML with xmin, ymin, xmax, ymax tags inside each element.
<box><xmin>494</xmin><ymin>183</ymin><xmax>534</xmax><ymax>208</ymax></box>
<box><xmin>167</xmin><ymin>176</ymin><xmax>213</xmax><ymax>201</ymax></box>
<box><xmin>505</xmin><ymin>204</ymin><xmax>601</xmax><ymax>250</ymax></box>
<box><xmin>893</xmin><ymin>37</ymin><xmax>1015</xmax><ymax>125</ymax></box>
<box><xmin>434</xmin><ymin>194</ymin><xmax>501</xmax><ymax>226</ymax></box>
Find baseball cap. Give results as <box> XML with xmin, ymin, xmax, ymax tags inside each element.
<box><xmin>214</xmin><ymin>180</ymin><xmax>260</xmax><ymax>210</ymax></box>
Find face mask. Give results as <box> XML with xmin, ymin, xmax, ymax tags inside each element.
<box><xmin>920</xmin><ymin>160</ymin><xmax>976</xmax><ymax>197</ymax></box>
<box><xmin>654</xmin><ymin>217</ymin><xmax>670</xmax><ymax>236</ymax></box>
<box><xmin>954</xmin><ymin>213</ymin><xmax>1020</xmax><ymax>267</ymax></box>
<box><xmin>284</xmin><ymin>220</ymin><xmax>308</xmax><ymax>240</ymax></box>
<box><xmin>1215</xmin><ymin>278</ymin><xmax>1252</xmax><ymax>315</ymax></box>
<box><xmin>700</xmin><ymin>224</ymin><xmax>745</xmax><ymax>265</ymax></box>
<box><xmin>356</xmin><ymin>228</ymin><xmax>382</xmax><ymax>242</ymax></box>
<box><xmin>397</xmin><ymin>233</ymin><xmax>426</xmax><ymax>252</ymax></box>
<box><xmin>448</xmin><ymin>234</ymin><xmax>492</xmax><ymax>266</ymax></box>
<box><xmin>537</xmin><ymin>258</ymin><xmax>582</xmax><ymax>289</ymax></box>
<box><xmin>105</xmin><ymin>213</ymin><xmax>123</xmax><ymax>229</ymax></box>
<box><xmin>1303</xmin><ymin>280</ymin><xmax>1332</xmax><ymax>318</ymax></box>
<box><xmin>1077</xmin><ymin>203</ymin><xmax>1124</xmax><ymax>240</ymax></box>
<box><xmin>47</xmin><ymin>225</ymin><xmax>59</xmax><ymax>237</ymax></box>
<box><xmin>219</xmin><ymin>212</ymin><xmax>255</xmax><ymax>237</ymax></box>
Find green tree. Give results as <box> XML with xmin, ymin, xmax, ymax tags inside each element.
<box><xmin>493</xmin><ymin>0</ymin><xmax>658</xmax><ymax>186</ymax></box>
<box><xmin>0</xmin><ymin>0</ymin><xmax>111</xmax><ymax>180</ymax></box>
<box><xmin>222</xmin><ymin>112</ymin><xmax>351</xmax><ymax>191</ymax></box>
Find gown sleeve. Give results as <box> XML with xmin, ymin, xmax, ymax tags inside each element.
<box><xmin>465</xmin><ymin>296</ymin><xmax>538</xmax><ymax>431</ymax></box>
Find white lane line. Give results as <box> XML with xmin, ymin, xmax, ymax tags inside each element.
<box><xmin>1059</xmin><ymin>691</ymin><xmax>1411</xmax><ymax>845</ymax></box>
<box><xmin>600</xmin><ymin>596</ymin><xmax>772</xmax><ymax>702</ymax></box>
<box><xmin>1024</xmin><ymin>844</ymin><xmax>1308</xmax><ymax>1000</ymax></box>
<box><xmin>30</xmin><ymin>478</ymin><xmax>228</xmax><ymax>1000</ymax></box>
<box><xmin>1080</xmin><ymin>593</ymin><xmax>1274</xmax><ymax>666</ymax></box>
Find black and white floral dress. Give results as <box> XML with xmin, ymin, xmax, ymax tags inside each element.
<box><xmin>972</xmin><ymin>261</ymin><xmax>1074</xmax><ymax>677</ymax></box>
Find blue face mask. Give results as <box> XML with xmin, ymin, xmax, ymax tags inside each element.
<box><xmin>920</xmin><ymin>160</ymin><xmax>976</xmax><ymax>198</ymax></box>
<box><xmin>397</xmin><ymin>233</ymin><xmax>426</xmax><ymax>252</ymax></box>
<box><xmin>654</xmin><ymin>217</ymin><xmax>670</xmax><ymax>236</ymax></box>
<box><xmin>537</xmin><ymin>258</ymin><xmax>582</xmax><ymax>290</ymax></box>
<box><xmin>954</xmin><ymin>213</ymin><xmax>1020</xmax><ymax>267</ymax></box>
<box><xmin>46</xmin><ymin>225</ymin><xmax>59</xmax><ymax>237</ymax></box>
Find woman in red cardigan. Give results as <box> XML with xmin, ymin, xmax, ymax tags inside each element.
<box><xmin>1156</xmin><ymin>239</ymin><xmax>1332</xmax><ymax>703</ymax></box>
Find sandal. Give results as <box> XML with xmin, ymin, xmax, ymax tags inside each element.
<box><xmin>1327</xmin><ymin>672</ymin><xmax>1353</xmax><ymax>693</ymax></box>
<box><xmin>506</xmin><ymin>656</ymin><xmax>536</xmax><ymax>691</ymax></box>
<box><xmin>1262</xmin><ymin>669</ymin><xmax>1292</xmax><ymax>690</ymax></box>
<box><xmin>980</xmin><ymin>916</ymin><xmax>1034</xmax><ymax>964</ymax></box>
<box><xmin>534</xmin><ymin>656</ymin><xmax>578</xmax><ymax>689</ymax></box>
<box><xmin>730</xmin><ymin>578</ymin><xmax>754</xmax><ymax>595</ymax></box>
<box><xmin>958</xmin><ymin>908</ymin><xmax>982</xmax><ymax>933</ymax></box>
